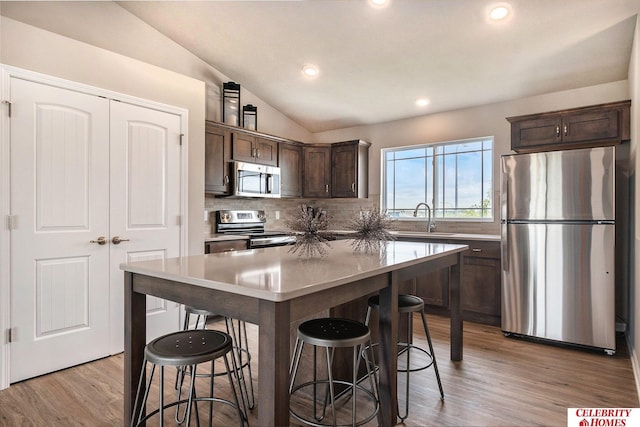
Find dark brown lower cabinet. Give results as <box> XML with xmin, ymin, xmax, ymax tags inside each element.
<box><xmin>403</xmin><ymin>238</ymin><xmax>502</xmax><ymax>326</ymax></box>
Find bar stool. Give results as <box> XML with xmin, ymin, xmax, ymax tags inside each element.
<box><xmin>289</xmin><ymin>317</ymin><xmax>380</xmax><ymax>427</ymax></box>
<box><xmin>177</xmin><ymin>306</ymin><xmax>255</xmax><ymax>413</ymax></box>
<box><xmin>131</xmin><ymin>329</ymin><xmax>247</xmax><ymax>427</ymax></box>
<box><xmin>365</xmin><ymin>294</ymin><xmax>444</xmax><ymax>421</ymax></box>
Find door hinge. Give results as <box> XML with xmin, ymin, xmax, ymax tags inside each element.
<box><xmin>176</xmin><ymin>215</ymin><xmax>182</xmax><ymax>226</ymax></box>
<box><xmin>179</xmin><ymin>134</ymin><xmax>184</xmax><ymax>146</ymax></box>
<box><xmin>2</xmin><ymin>100</ymin><xmax>11</xmax><ymax>117</ymax></box>
<box><xmin>6</xmin><ymin>215</ymin><xmax>17</xmax><ymax>230</ymax></box>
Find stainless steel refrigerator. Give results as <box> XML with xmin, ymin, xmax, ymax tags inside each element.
<box><xmin>500</xmin><ymin>146</ymin><xmax>616</xmax><ymax>354</ymax></box>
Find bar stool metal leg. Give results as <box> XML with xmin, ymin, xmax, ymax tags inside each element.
<box><xmin>178</xmin><ymin>307</ymin><xmax>255</xmax><ymax>419</ymax></box>
<box><xmin>364</xmin><ymin>294</ymin><xmax>444</xmax><ymax>422</ymax></box>
<box><xmin>225</xmin><ymin>317</ymin><xmax>256</xmax><ymax>410</ymax></box>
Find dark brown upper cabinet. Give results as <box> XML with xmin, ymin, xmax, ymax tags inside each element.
<box><xmin>331</xmin><ymin>140</ymin><xmax>370</xmax><ymax>198</ymax></box>
<box><xmin>204</xmin><ymin>122</ymin><xmax>232</xmax><ymax>195</ymax></box>
<box><xmin>507</xmin><ymin>100</ymin><xmax>630</xmax><ymax>153</ymax></box>
<box><xmin>232</xmin><ymin>132</ymin><xmax>278</xmax><ymax>166</ymax></box>
<box><xmin>279</xmin><ymin>141</ymin><xmax>303</xmax><ymax>198</ymax></box>
<box><xmin>302</xmin><ymin>144</ymin><xmax>332</xmax><ymax>198</ymax></box>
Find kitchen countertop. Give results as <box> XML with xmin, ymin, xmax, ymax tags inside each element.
<box><xmin>204</xmin><ymin>230</ymin><xmax>500</xmax><ymax>243</ymax></box>
<box><xmin>326</xmin><ymin>229</ymin><xmax>500</xmax><ymax>242</ymax></box>
<box><xmin>123</xmin><ymin>239</ymin><xmax>468</xmax><ymax>302</ymax></box>
<box><xmin>389</xmin><ymin>230</ymin><xmax>500</xmax><ymax>242</ymax></box>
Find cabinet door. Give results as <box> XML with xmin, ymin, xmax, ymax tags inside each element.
<box><xmin>562</xmin><ymin>109</ymin><xmax>620</xmax><ymax>144</ymax></box>
<box><xmin>279</xmin><ymin>142</ymin><xmax>302</xmax><ymax>197</ymax></box>
<box><xmin>204</xmin><ymin>125</ymin><xmax>231</xmax><ymax>194</ymax></box>
<box><xmin>510</xmin><ymin>116</ymin><xmax>562</xmax><ymax>151</ymax></box>
<box><xmin>232</xmin><ymin>132</ymin><xmax>257</xmax><ymax>163</ymax></box>
<box><xmin>460</xmin><ymin>240</ymin><xmax>501</xmax><ymax>326</ymax></box>
<box><xmin>331</xmin><ymin>143</ymin><xmax>357</xmax><ymax>198</ymax></box>
<box><xmin>303</xmin><ymin>145</ymin><xmax>332</xmax><ymax>198</ymax></box>
<box><xmin>400</xmin><ymin>238</ymin><xmax>451</xmax><ymax>311</ymax></box>
<box><xmin>413</xmin><ymin>270</ymin><xmax>450</xmax><ymax>309</ymax></box>
<box><xmin>255</xmin><ymin>137</ymin><xmax>278</xmax><ymax>166</ymax></box>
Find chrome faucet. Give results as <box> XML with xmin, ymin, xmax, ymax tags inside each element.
<box><xmin>413</xmin><ymin>202</ymin><xmax>436</xmax><ymax>232</ymax></box>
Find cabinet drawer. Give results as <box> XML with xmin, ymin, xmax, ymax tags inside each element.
<box><xmin>455</xmin><ymin>240</ymin><xmax>500</xmax><ymax>259</ymax></box>
<box><xmin>205</xmin><ymin>239</ymin><xmax>248</xmax><ymax>254</ymax></box>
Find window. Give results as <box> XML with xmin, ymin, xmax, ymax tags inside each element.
<box><xmin>382</xmin><ymin>137</ymin><xmax>493</xmax><ymax>220</ymax></box>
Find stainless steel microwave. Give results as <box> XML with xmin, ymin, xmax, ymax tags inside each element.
<box><xmin>232</xmin><ymin>161</ymin><xmax>281</xmax><ymax>198</ymax></box>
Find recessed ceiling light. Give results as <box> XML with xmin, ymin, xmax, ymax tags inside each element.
<box><xmin>490</xmin><ymin>6</ymin><xmax>509</xmax><ymax>20</ymax></box>
<box><xmin>416</xmin><ymin>98</ymin><xmax>430</xmax><ymax>107</ymax></box>
<box><xmin>302</xmin><ymin>64</ymin><xmax>319</xmax><ymax>78</ymax></box>
<box><xmin>488</xmin><ymin>3</ymin><xmax>512</xmax><ymax>22</ymax></box>
<box><xmin>368</xmin><ymin>0</ymin><xmax>390</xmax><ymax>8</ymax></box>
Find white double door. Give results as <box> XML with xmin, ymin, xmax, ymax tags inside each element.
<box><xmin>10</xmin><ymin>78</ymin><xmax>183</xmax><ymax>383</ymax></box>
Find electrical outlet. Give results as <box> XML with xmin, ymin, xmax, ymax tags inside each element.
<box><xmin>204</xmin><ymin>210</ymin><xmax>209</xmax><ymax>221</ymax></box>
<box><xmin>275</xmin><ymin>211</ymin><xmax>280</xmax><ymax>220</ymax></box>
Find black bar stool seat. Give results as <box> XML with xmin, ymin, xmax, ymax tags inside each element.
<box><xmin>289</xmin><ymin>318</ymin><xmax>380</xmax><ymax>427</ymax></box>
<box><xmin>132</xmin><ymin>329</ymin><xmax>247</xmax><ymax>426</ymax></box>
<box><xmin>179</xmin><ymin>306</ymin><xmax>255</xmax><ymax>413</ymax></box>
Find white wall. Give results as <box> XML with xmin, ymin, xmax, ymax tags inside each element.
<box><xmin>0</xmin><ymin>1</ymin><xmax>313</xmax><ymax>144</ymax></box>
<box><xmin>313</xmin><ymin>80</ymin><xmax>630</xmax><ymax>234</ymax></box>
<box><xmin>0</xmin><ymin>16</ymin><xmax>206</xmax><ymax>255</ymax></box>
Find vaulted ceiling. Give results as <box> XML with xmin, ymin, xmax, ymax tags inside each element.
<box><xmin>4</xmin><ymin>1</ymin><xmax>640</xmax><ymax>133</ymax></box>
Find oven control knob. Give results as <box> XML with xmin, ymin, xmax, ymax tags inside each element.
<box><xmin>221</xmin><ymin>213</ymin><xmax>230</xmax><ymax>222</ymax></box>
<box><xmin>257</xmin><ymin>212</ymin><xmax>266</xmax><ymax>221</ymax></box>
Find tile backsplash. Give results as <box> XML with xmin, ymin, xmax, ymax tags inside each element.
<box><xmin>204</xmin><ymin>193</ymin><xmax>500</xmax><ymax>235</ymax></box>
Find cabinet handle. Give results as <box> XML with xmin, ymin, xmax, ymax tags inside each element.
<box><xmin>563</xmin><ymin>124</ymin><xmax>568</xmax><ymax>136</ymax></box>
<box><xmin>556</xmin><ymin>125</ymin><xmax>560</xmax><ymax>137</ymax></box>
<box><xmin>224</xmin><ymin>175</ymin><xmax>229</xmax><ymax>185</ymax></box>
<box><xmin>471</xmin><ymin>248</ymin><xmax>482</xmax><ymax>252</ymax></box>
<box><xmin>325</xmin><ymin>184</ymin><xmax>329</xmax><ymax>193</ymax></box>
<box><xmin>256</xmin><ymin>149</ymin><xmax>260</xmax><ymax>158</ymax></box>
<box><xmin>351</xmin><ymin>182</ymin><xmax>356</xmax><ymax>193</ymax></box>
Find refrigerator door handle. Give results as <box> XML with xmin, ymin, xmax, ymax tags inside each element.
<box><xmin>500</xmin><ymin>156</ymin><xmax>509</xmax><ymax>272</ymax></box>
<box><xmin>501</xmin><ymin>221</ymin><xmax>508</xmax><ymax>272</ymax></box>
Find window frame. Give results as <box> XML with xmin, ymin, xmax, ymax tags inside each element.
<box><xmin>381</xmin><ymin>136</ymin><xmax>494</xmax><ymax>222</ymax></box>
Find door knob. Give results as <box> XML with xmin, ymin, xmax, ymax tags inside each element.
<box><xmin>112</xmin><ymin>236</ymin><xmax>130</xmax><ymax>245</ymax></box>
<box><xmin>90</xmin><ymin>236</ymin><xmax>107</xmax><ymax>245</ymax></box>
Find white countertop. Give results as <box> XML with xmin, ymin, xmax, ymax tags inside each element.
<box><xmin>324</xmin><ymin>229</ymin><xmax>500</xmax><ymax>242</ymax></box>
<box><xmin>204</xmin><ymin>230</ymin><xmax>500</xmax><ymax>243</ymax></box>
<box><xmin>122</xmin><ymin>239</ymin><xmax>467</xmax><ymax>302</ymax></box>
<box><xmin>389</xmin><ymin>231</ymin><xmax>500</xmax><ymax>242</ymax></box>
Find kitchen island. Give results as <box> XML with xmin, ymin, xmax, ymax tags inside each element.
<box><xmin>122</xmin><ymin>239</ymin><xmax>467</xmax><ymax>426</ymax></box>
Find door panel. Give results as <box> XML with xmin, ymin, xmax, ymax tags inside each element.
<box><xmin>108</xmin><ymin>101</ymin><xmax>182</xmax><ymax>352</ymax></box>
<box><xmin>502</xmin><ymin>223</ymin><xmax>615</xmax><ymax>350</ymax></box>
<box><xmin>501</xmin><ymin>147</ymin><xmax>614</xmax><ymax>221</ymax></box>
<box><xmin>10</xmin><ymin>78</ymin><xmax>110</xmax><ymax>382</ymax></box>
<box><xmin>10</xmin><ymin>78</ymin><xmax>184</xmax><ymax>382</ymax></box>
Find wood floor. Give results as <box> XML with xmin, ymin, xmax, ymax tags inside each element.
<box><xmin>0</xmin><ymin>314</ymin><xmax>637</xmax><ymax>426</ymax></box>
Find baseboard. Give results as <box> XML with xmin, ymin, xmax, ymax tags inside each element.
<box><xmin>627</xmin><ymin>333</ymin><xmax>640</xmax><ymax>403</ymax></box>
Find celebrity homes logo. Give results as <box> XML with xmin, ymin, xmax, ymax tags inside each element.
<box><xmin>567</xmin><ymin>408</ymin><xmax>639</xmax><ymax>426</ymax></box>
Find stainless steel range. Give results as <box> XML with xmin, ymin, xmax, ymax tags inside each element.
<box><xmin>215</xmin><ymin>210</ymin><xmax>296</xmax><ymax>248</ymax></box>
